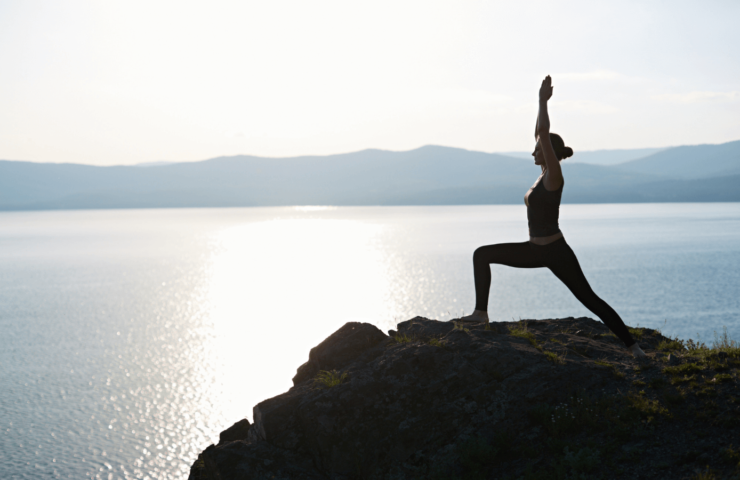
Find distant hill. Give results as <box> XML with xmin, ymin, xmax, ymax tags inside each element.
<box><xmin>613</xmin><ymin>140</ymin><xmax>740</xmax><ymax>179</ymax></box>
<box><xmin>1</xmin><ymin>140</ymin><xmax>738</xmax><ymax>211</ymax></box>
<box><xmin>499</xmin><ymin>147</ymin><xmax>666</xmax><ymax>165</ymax></box>
<box><xmin>0</xmin><ymin>147</ymin><xmax>533</xmax><ymax>209</ymax></box>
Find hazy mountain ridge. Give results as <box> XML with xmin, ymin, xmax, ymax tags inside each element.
<box><xmin>499</xmin><ymin>147</ymin><xmax>667</xmax><ymax>165</ymax></box>
<box><xmin>1</xmin><ymin>141</ymin><xmax>739</xmax><ymax>210</ymax></box>
<box><xmin>614</xmin><ymin>140</ymin><xmax>740</xmax><ymax>179</ymax></box>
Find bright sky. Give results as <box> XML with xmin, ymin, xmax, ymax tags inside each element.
<box><xmin>0</xmin><ymin>0</ymin><xmax>738</xmax><ymax>165</ymax></box>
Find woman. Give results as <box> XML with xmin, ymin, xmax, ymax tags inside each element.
<box><xmin>461</xmin><ymin>75</ymin><xmax>646</xmax><ymax>359</ymax></box>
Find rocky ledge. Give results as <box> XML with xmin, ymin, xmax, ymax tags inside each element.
<box><xmin>188</xmin><ymin>317</ymin><xmax>740</xmax><ymax>479</ymax></box>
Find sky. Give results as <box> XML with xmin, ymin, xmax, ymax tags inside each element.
<box><xmin>0</xmin><ymin>0</ymin><xmax>738</xmax><ymax>166</ymax></box>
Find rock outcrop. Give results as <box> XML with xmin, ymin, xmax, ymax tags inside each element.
<box><xmin>188</xmin><ymin>317</ymin><xmax>740</xmax><ymax>480</ymax></box>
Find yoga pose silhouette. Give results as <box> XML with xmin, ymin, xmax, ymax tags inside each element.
<box><xmin>460</xmin><ymin>75</ymin><xmax>646</xmax><ymax>359</ymax></box>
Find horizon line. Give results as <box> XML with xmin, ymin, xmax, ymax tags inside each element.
<box><xmin>1</xmin><ymin>138</ymin><xmax>738</xmax><ymax>168</ymax></box>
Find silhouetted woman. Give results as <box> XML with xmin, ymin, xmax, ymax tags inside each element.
<box><xmin>461</xmin><ymin>75</ymin><xmax>646</xmax><ymax>359</ymax></box>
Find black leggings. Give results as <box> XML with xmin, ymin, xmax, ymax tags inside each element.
<box><xmin>473</xmin><ymin>238</ymin><xmax>635</xmax><ymax>347</ymax></box>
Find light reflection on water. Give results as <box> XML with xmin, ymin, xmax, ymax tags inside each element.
<box><xmin>205</xmin><ymin>218</ymin><xmax>396</xmax><ymax>427</ymax></box>
<box><xmin>0</xmin><ymin>204</ymin><xmax>738</xmax><ymax>479</ymax></box>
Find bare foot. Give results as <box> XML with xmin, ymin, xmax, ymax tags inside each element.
<box><xmin>630</xmin><ymin>343</ymin><xmax>647</xmax><ymax>359</ymax></box>
<box><xmin>458</xmin><ymin>310</ymin><xmax>489</xmax><ymax>324</ymax></box>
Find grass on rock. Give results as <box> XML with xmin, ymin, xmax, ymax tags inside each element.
<box><xmin>388</xmin><ymin>320</ymin><xmax>740</xmax><ymax>479</ymax></box>
<box><xmin>314</xmin><ymin>370</ymin><xmax>348</xmax><ymax>388</ymax></box>
<box><xmin>392</xmin><ymin>333</ymin><xmax>416</xmax><ymax>344</ymax></box>
<box><xmin>508</xmin><ymin>322</ymin><xmax>538</xmax><ymax>347</ymax></box>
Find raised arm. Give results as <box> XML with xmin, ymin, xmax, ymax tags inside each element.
<box><xmin>536</xmin><ymin>75</ymin><xmax>563</xmax><ymax>190</ymax></box>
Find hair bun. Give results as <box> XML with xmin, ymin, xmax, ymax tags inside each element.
<box><xmin>562</xmin><ymin>147</ymin><xmax>574</xmax><ymax>159</ymax></box>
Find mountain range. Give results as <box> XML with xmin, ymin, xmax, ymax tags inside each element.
<box><xmin>1</xmin><ymin>140</ymin><xmax>738</xmax><ymax>210</ymax></box>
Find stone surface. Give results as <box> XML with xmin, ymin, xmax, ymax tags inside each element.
<box><xmin>667</xmin><ymin>353</ymin><xmax>681</xmax><ymax>365</ymax></box>
<box><xmin>188</xmin><ymin>441</ymin><xmax>324</xmax><ymax>480</ymax></box>
<box><xmin>219</xmin><ymin>419</ymin><xmax>251</xmax><ymax>445</ymax></box>
<box><xmin>188</xmin><ymin>316</ymin><xmax>740</xmax><ymax>480</ymax></box>
<box><xmin>291</xmin><ymin>322</ymin><xmax>387</xmax><ymax>386</ymax></box>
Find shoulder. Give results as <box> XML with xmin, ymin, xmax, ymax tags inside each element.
<box><xmin>543</xmin><ymin>171</ymin><xmax>564</xmax><ymax>192</ymax></box>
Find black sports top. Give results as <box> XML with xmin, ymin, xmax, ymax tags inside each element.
<box><xmin>525</xmin><ymin>174</ymin><xmax>563</xmax><ymax>237</ymax></box>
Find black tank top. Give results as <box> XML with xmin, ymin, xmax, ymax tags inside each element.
<box><xmin>525</xmin><ymin>174</ymin><xmax>563</xmax><ymax>237</ymax></box>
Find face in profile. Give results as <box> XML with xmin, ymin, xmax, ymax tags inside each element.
<box><xmin>532</xmin><ymin>140</ymin><xmax>545</xmax><ymax>166</ymax></box>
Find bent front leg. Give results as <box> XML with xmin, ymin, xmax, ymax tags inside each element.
<box><xmin>473</xmin><ymin>242</ymin><xmax>541</xmax><ymax>312</ymax></box>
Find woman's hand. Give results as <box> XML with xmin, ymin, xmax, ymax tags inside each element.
<box><xmin>539</xmin><ymin>75</ymin><xmax>553</xmax><ymax>102</ymax></box>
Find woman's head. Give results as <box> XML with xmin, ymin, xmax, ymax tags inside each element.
<box><xmin>532</xmin><ymin>133</ymin><xmax>574</xmax><ymax>165</ymax></box>
<box><xmin>549</xmin><ymin>133</ymin><xmax>573</xmax><ymax>161</ymax></box>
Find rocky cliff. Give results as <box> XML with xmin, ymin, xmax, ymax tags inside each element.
<box><xmin>188</xmin><ymin>317</ymin><xmax>740</xmax><ymax>479</ymax></box>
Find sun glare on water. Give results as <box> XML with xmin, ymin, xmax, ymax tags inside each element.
<box><xmin>203</xmin><ymin>217</ymin><xmax>396</xmax><ymax>421</ymax></box>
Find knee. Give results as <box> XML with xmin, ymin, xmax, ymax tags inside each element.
<box><xmin>473</xmin><ymin>246</ymin><xmax>488</xmax><ymax>265</ymax></box>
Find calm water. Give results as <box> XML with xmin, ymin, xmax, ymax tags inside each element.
<box><xmin>1</xmin><ymin>204</ymin><xmax>739</xmax><ymax>479</ymax></box>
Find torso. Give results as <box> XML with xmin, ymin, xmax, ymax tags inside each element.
<box><xmin>523</xmin><ymin>174</ymin><xmax>542</xmax><ymax>208</ymax></box>
<box><xmin>525</xmin><ymin>172</ymin><xmax>564</xmax><ymax>245</ymax></box>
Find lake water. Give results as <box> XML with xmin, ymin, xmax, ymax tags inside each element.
<box><xmin>1</xmin><ymin>203</ymin><xmax>739</xmax><ymax>479</ymax></box>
